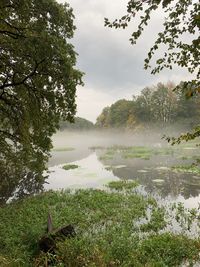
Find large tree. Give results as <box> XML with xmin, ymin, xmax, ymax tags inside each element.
<box><xmin>0</xmin><ymin>0</ymin><xmax>83</xmax><ymax>202</ymax></box>
<box><xmin>105</xmin><ymin>0</ymin><xmax>199</xmax><ymax>142</ymax></box>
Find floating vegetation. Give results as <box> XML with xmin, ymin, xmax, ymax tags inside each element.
<box><xmin>172</xmin><ymin>165</ymin><xmax>200</xmax><ymax>175</ymax></box>
<box><xmin>99</xmin><ymin>145</ymin><xmax>176</xmax><ymax>162</ymax></box>
<box><xmin>152</xmin><ymin>179</ymin><xmax>165</xmax><ymax>183</ymax></box>
<box><xmin>99</xmin><ymin>155</ymin><xmax>114</xmax><ymax>161</ymax></box>
<box><xmin>89</xmin><ymin>146</ymin><xmax>106</xmax><ymax>150</ymax></box>
<box><xmin>155</xmin><ymin>166</ymin><xmax>170</xmax><ymax>171</ymax></box>
<box><xmin>105</xmin><ymin>165</ymin><xmax>126</xmax><ymax>171</ymax></box>
<box><xmin>106</xmin><ymin>180</ymin><xmax>139</xmax><ymax>191</ymax></box>
<box><xmin>114</xmin><ymin>165</ymin><xmax>127</xmax><ymax>169</ymax></box>
<box><xmin>62</xmin><ymin>164</ymin><xmax>79</xmax><ymax>170</ymax></box>
<box><xmin>137</xmin><ymin>169</ymin><xmax>149</xmax><ymax>173</ymax></box>
<box><xmin>52</xmin><ymin>147</ymin><xmax>75</xmax><ymax>152</ymax></box>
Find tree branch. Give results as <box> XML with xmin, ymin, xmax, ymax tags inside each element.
<box><xmin>0</xmin><ymin>59</ymin><xmax>46</xmax><ymax>90</ymax></box>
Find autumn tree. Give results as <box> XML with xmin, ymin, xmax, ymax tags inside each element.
<box><xmin>96</xmin><ymin>83</ymin><xmax>198</xmax><ymax>132</ymax></box>
<box><xmin>96</xmin><ymin>107</ymin><xmax>111</xmax><ymax>128</ymax></box>
<box><xmin>0</xmin><ymin>0</ymin><xmax>83</xmax><ymax>202</ymax></box>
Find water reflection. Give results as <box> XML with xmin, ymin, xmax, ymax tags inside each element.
<box><xmin>97</xmin><ymin>150</ymin><xmax>200</xmax><ymax>200</ymax></box>
<box><xmin>45</xmin><ymin>153</ymin><xmax>118</xmax><ymax>190</ymax></box>
<box><xmin>1</xmin><ymin>144</ymin><xmax>200</xmax><ymax>208</ymax></box>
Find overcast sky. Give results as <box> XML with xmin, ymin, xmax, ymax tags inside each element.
<box><xmin>58</xmin><ymin>0</ymin><xmax>194</xmax><ymax>122</ymax></box>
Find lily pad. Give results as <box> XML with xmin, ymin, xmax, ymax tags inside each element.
<box><xmin>137</xmin><ymin>170</ymin><xmax>148</xmax><ymax>173</ymax></box>
<box><xmin>155</xmin><ymin>167</ymin><xmax>170</xmax><ymax>171</ymax></box>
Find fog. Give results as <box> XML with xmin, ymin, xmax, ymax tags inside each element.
<box><xmin>48</xmin><ymin>128</ymin><xmax>182</xmax><ymax>166</ymax></box>
<box><xmin>51</xmin><ymin>129</ymin><xmax>168</xmax><ymax>150</ymax></box>
<box><xmin>50</xmin><ymin>126</ymin><xmax>189</xmax><ymax>150</ymax></box>
<box><xmin>46</xmin><ymin>129</ymin><xmax>200</xmax><ymax>208</ymax></box>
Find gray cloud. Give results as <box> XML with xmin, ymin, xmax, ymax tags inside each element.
<box><xmin>58</xmin><ymin>0</ymin><xmax>195</xmax><ymax>121</ymax></box>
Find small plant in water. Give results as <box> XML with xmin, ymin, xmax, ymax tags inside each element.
<box><xmin>172</xmin><ymin>165</ymin><xmax>200</xmax><ymax>175</ymax></box>
<box><xmin>62</xmin><ymin>164</ymin><xmax>79</xmax><ymax>170</ymax></box>
<box><xmin>107</xmin><ymin>180</ymin><xmax>139</xmax><ymax>191</ymax></box>
<box><xmin>52</xmin><ymin>147</ymin><xmax>75</xmax><ymax>152</ymax></box>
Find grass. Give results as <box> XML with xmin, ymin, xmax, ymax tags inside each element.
<box><xmin>1</xmin><ymin>182</ymin><xmax>200</xmax><ymax>266</ymax></box>
<box><xmin>62</xmin><ymin>164</ymin><xmax>79</xmax><ymax>170</ymax></box>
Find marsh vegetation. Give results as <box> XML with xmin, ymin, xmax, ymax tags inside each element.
<box><xmin>1</xmin><ymin>130</ymin><xmax>200</xmax><ymax>266</ymax></box>
<box><xmin>1</xmin><ymin>181</ymin><xmax>200</xmax><ymax>266</ymax></box>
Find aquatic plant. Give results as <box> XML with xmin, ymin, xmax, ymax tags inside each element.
<box><xmin>172</xmin><ymin>165</ymin><xmax>200</xmax><ymax>175</ymax></box>
<box><xmin>62</xmin><ymin>164</ymin><xmax>79</xmax><ymax>170</ymax></box>
<box><xmin>52</xmin><ymin>147</ymin><xmax>75</xmax><ymax>152</ymax></box>
<box><xmin>107</xmin><ymin>180</ymin><xmax>139</xmax><ymax>191</ymax></box>
<box><xmin>0</xmin><ymin>183</ymin><xmax>200</xmax><ymax>266</ymax></box>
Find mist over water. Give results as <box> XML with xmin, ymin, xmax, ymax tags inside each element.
<box><xmin>49</xmin><ymin>129</ymin><xmax>164</xmax><ymax>166</ymax></box>
<box><xmin>3</xmin><ymin>129</ymin><xmax>199</xmax><ymax>206</ymax></box>
<box><xmin>47</xmin><ymin>129</ymin><xmax>200</xmax><ymax>209</ymax></box>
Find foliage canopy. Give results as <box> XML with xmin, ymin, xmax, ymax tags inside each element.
<box><xmin>0</xmin><ymin>0</ymin><xmax>83</xmax><ymax>202</ymax></box>
<box><xmin>60</xmin><ymin>117</ymin><xmax>94</xmax><ymax>131</ymax></box>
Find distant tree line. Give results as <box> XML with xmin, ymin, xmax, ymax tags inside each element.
<box><xmin>60</xmin><ymin>117</ymin><xmax>95</xmax><ymax>131</ymax></box>
<box><xmin>96</xmin><ymin>82</ymin><xmax>200</xmax><ymax>131</ymax></box>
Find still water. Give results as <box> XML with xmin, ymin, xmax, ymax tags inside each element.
<box><xmin>46</xmin><ymin>139</ymin><xmax>200</xmax><ymax>209</ymax></box>
<box><xmin>2</xmin><ymin>131</ymin><xmax>200</xmax><ymax>209</ymax></box>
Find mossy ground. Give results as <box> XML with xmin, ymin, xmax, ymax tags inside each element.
<box><xmin>0</xmin><ymin>182</ymin><xmax>200</xmax><ymax>266</ymax></box>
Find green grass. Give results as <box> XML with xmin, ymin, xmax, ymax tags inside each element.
<box><xmin>62</xmin><ymin>164</ymin><xmax>79</xmax><ymax>170</ymax></box>
<box><xmin>0</xmin><ymin>184</ymin><xmax>200</xmax><ymax>266</ymax></box>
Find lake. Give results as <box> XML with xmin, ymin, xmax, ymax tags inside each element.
<box><xmin>2</xmin><ymin>131</ymin><xmax>200</xmax><ymax>209</ymax></box>
<box><xmin>46</xmin><ymin>131</ymin><xmax>200</xmax><ymax>209</ymax></box>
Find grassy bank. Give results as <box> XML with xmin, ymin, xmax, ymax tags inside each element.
<box><xmin>0</xmin><ymin>181</ymin><xmax>200</xmax><ymax>266</ymax></box>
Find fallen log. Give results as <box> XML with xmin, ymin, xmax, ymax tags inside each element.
<box><xmin>38</xmin><ymin>213</ymin><xmax>76</xmax><ymax>253</ymax></box>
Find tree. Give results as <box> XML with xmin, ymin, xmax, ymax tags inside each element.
<box><xmin>96</xmin><ymin>100</ymin><xmax>134</xmax><ymax>129</ymax></box>
<box><xmin>134</xmin><ymin>87</ymin><xmax>154</xmax><ymax>124</ymax></box>
<box><xmin>105</xmin><ymin>0</ymin><xmax>200</xmax><ymax>141</ymax></box>
<box><xmin>96</xmin><ymin>107</ymin><xmax>111</xmax><ymax>128</ymax></box>
<box><xmin>60</xmin><ymin>117</ymin><xmax>94</xmax><ymax>131</ymax></box>
<box><xmin>0</xmin><ymin>0</ymin><xmax>83</xmax><ymax>202</ymax></box>
<box><xmin>96</xmin><ymin>82</ymin><xmax>198</xmax><ymax>133</ymax></box>
<box><xmin>109</xmin><ymin>99</ymin><xmax>133</xmax><ymax>128</ymax></box>
<box><xmin>151</xmin><ymin>83</ymin><xmax>177</xmax><ymax>123</ymax></box>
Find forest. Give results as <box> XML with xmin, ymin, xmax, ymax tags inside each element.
<box><xmin>96</xmin><ymin>82</ymin><xmax>200</xmax><ymax>131</ymax></box>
